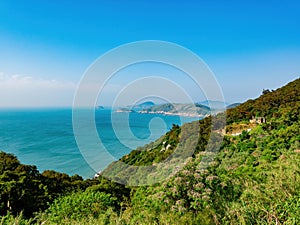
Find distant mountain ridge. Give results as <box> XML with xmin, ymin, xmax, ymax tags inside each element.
<box><xmin>226</xmin><ymin>103</ymin><xmax>241</xmax><ymax>109</ymax></box>
<box><xmin>116</xmin><ymin>100</ymin><xmax>242</xmax><ymax>117</ymax></box>
<box><xmin>140</xmin><ymin>103</ymin><xmax>211</xmax><ymax>117</ymax></box>
<box><xmin>198</xmin><ymin>100</ymin><xmax>228</xmax><ymax>109</ymax></box>
<box><xmin>130</xmin><ymin>101</ymin><xmax>155</xmax><ymax>111</ymax></box>
<box><xmin>116</xmin><ymin>100</ymin><xmax>231</xmax><ymax>117</ymax></box>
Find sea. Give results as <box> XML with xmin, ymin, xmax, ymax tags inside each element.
<box><xmin>0</xmin><ymin>108</ymin><xmax>198</xmax><ymax>179</ymax></box>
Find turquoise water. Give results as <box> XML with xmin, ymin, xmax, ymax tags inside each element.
<box><xmin>0</xmin><ymin>108</ymin><xmax>198</xmax><ymax>178</ymax></box>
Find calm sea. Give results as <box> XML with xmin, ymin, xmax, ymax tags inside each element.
<box><xmin>0</xmin><ymin>108</ymin><xmax>198</xmax><ymax>178</ymax></box>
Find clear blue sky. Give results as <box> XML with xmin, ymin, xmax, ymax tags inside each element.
<box><xmin>0</xmin><ymin>0</ymin><xmax>300</xmax><ymax>106</ymax></box>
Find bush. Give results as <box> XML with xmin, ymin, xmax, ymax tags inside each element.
<box><xmin>41</xmin><ymin>190</ymin><xmax>118</xmax><ymax>223</ymax></box>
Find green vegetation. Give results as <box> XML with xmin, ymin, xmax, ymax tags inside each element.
<box><xmin>120</xmin><ymin>124</ymin><xmax>181</xmax><ymax>166</ymax></box>
<box><xmin>0</xmin><ymin>152</ymin><xmax>99</xmax><ymax>218</ymax></box>
<box><xmin>0</xmin><ymin>78</ymin><xmax>299</xmax><ymax>224</ymax></box>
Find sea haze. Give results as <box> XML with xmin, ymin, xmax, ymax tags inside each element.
<box><xmin>0</xmin><ymin>108</ymin><xmax>198</xmax><ymax>178</ymax></box>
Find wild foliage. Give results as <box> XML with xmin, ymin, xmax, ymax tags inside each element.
<box><xmin>0</xmin><ymin>152</ymin><xmax>99</xmax><ymax>217</ymax></box>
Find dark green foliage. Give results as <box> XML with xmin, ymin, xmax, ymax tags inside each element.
<box><xmin>41</xmin><ymin>170</ymin><xmax>91</xmax><ymax>202</ymax></box>
<box><xmin>0</xmin><ymin>152</ymin><xmax>20</xmax><ymax>173</ymax></box>
<box><xmin>0</xmin><ymin>152</ymin><xmax>47</xmax><ymax>217</ymax></box>
<box><xmin>87</xmin><ymin>176</ymin><xmax>130</xmax><ymax>209</ymax></box>
<box><xmin>0</xmin><ymin>152</ymin><xmax>98</xmax><ymax>218</ymax></box>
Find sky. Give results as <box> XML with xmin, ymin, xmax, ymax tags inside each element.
<box><xmin>0</xmin><ymin>0</ymin><xmax>300</xmax><ymax>107</ymax></box>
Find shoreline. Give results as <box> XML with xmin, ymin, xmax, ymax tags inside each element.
<box><xmin>114</xmin><ymin>110</ymin><xmax>208</xmax><ymax>118</ymax></box>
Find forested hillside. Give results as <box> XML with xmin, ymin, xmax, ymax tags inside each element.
<box><xmin>226</xmin><ymin>79</ymin><xmax>300</xmax><ymax>124</ymax></box>
<box><xmin>0</xmin><ymin>78</ymin><xmax>299</xmax><ymax>224</ymax></box>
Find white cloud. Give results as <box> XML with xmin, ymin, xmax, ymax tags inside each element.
<box><xmin>0</xmin><ymin>73</ymin><xmax>77</xmax><ymax>107</ymax></box>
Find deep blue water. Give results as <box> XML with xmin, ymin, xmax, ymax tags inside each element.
<box><xmin>0</xmin><ymin>108</ymin><xmax>198</xmax><ymax>178</ymax></box>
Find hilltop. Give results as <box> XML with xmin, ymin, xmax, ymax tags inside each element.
<box><xmin>198</xmin><ymin>100</ymin><xmax>228</xmax><ymax>109</ymax></box>
<box><xmin>133</xmin><ymin>101</ymin><xmax>156</xmax><ymax>109</ymax></box>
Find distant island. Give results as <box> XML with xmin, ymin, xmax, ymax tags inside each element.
<box><xmin>114</xmin><ymin>107</ymin><xmax>135</xmax><ymax>113</ymax></box>
<box><xmin>197</xmin><ymin>100</ymin><xmax>228</xmax><ymax>109</ymax></box>
<box><xmin>114</xmin><ymin>101</ymin><xmax>237</xmax><ymax>117</ymax></box>
<box><xmin>95</xmin><ymin>105</ymin><xmax>105</xmax><ymax>110</ymax></box>
<box><xmin>139</xmin><ymin>103</ymin><xmax>211</xmax><ymax>117</ymax></box>
<box><xmin>226</xmin><ymin>102</ymin><xmax>241</xmax><ymax>109</ymax></box>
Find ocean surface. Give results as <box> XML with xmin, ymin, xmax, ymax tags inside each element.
<box><xmin>0</xmin><ymin>108</ymin><xmax>198</xmax><ymax>178</ymax></box>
